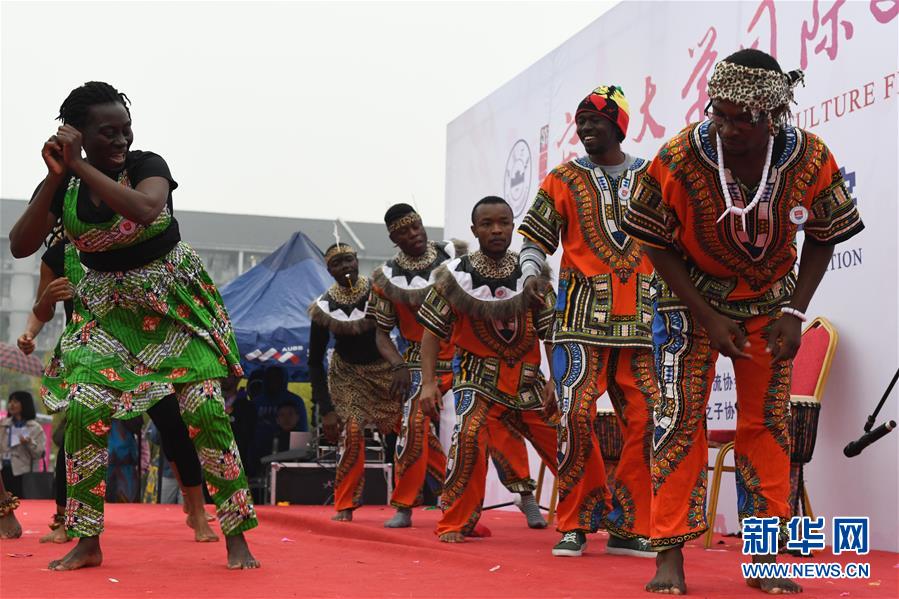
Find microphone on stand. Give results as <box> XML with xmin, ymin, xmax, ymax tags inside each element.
<box><xmin>843</xmin><ymin>420</ymin><xmax>896</xmax><ymax>457</ymax></box>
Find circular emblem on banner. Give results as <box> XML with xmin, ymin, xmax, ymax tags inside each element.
<box><xmin>504</xmin><ymin>139</ymin><xmax>532</xmax><ymax>218</ymax></box>
<box><xmin>619</xmin><ymin>186</ymin><xmax>631</xmax><ymax>200</ymax></box>
<box><xmin>789</xmin><ymin>206</ymin><xmax>808</xmax><ymax>225</ymax></box>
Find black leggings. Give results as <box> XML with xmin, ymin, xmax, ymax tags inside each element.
<box><xmin>2</xmin><ymin>463</ymin><xmax>23</xmax><ymax>499</ymax></box>
<box><xmin>54</xmin><ymin>393</ymin><xmax>202</xmax><ymax>508</ymax></box>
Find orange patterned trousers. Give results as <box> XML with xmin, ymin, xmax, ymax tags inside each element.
<box><xmin>437</xmin><ymin>389</ymin><xmax>557</xmax><ymax>536</ymax></box>
<box><xmin>649</xmin><ymin>309</ymin><xmax>792</xmax><ymax>547</ymax></box>
<box><xmin>552</xmin><ymin>342</ymin><xmax>658</xmax><ymax>536</ymax></box>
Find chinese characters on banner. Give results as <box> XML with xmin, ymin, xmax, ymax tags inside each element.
<box><xmin>800</xmin><ymin>0</ymin><xmax>854</xmax><ymax>70</ymax></box>
<box><xmin>708</xmin><ymin>370</ymin><xmax>738</xmax><ymax>426</ymax></box>
<box><xmin>632</xmin><ymin>76</ymin><xmax>666</xmax><ymax>143</ymax></box>
<box><xmin>538</xmin><ymin>125</ymin><xmax>549</xmax><ymax>180</ymax></box>
<box><xmin>746</xmin><ymin>0</ymin><xmax>778</xmax><ymax>57</ymax></box>
<box><xmin>553</xmin><ymin>112</ymin><xmax>580</xmax><ymax>164</ymax></box>
<box><xmin>549</xmin><ymin>0</ymin><xmax>899</xmax><ymax>169</ymax></box>
<box><xmin>869</xmin><ymin>0</ymin><xmax>898</xmax><ymax>23</ymax></box>
<box><xmin>681</xmin><ymin>27</ymin><xmax>718</xmax><ymax>125</ymax></box>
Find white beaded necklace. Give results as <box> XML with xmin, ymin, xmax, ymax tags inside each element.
<box><xmin>715</xmin><ymin>133</ymin><xmax>774</xmax><ymax>230</ymax></box>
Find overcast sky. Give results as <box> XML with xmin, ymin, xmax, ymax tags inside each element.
<box><xmin>1</xmin><ymin>1</ymin><xmax>614</xmax><ymax>227</ymax></box>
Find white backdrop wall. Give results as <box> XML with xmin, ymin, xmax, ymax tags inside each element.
<box><xmin>443</xmin><ymin>1</ymin><xmax>898</xmax><ymax>551</ymax></box>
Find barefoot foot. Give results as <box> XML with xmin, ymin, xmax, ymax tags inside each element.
<box><xmin>40</xmin><ymin>525</ymin><xmax>70</xmax><ymax>544</ymax></box>
<box><xmin>439</xmin><ymin>532</ymin><xmax>465</xmax><ymax>543</ymax></box>
<box><xmin>746</xmin><ymin>577</ymin><xmax>803</xmax><ymax>594</ymax></box>
<box><xmin>48</xmin><ymin>537</ymin><xmax>103</xmax><ymax>571</ymax></box>
<box><xmin>182</xmin><ymin>502</ymin><xmax>215</xmax><ymax>521</ymax></box>
<box><xmin>181</xmin><ymin>485</ymin><xmax>219</xmax><ymax>540</ymax></box>
<box><xmin>645</xmin><ymin>546</ymin><xmax>686</xmax><ymax>595</ymax></box>
<box><xmin>186</xmin><ymin>512</ymin><xmax>220</xmax><ymax>542</ymax></box>
<box><xmin>746</xmin><ymin>555</ymin><xmax>803</xmax><ymax>594</ymax></box>
<box><xmin>225</xmin><ymin>533</ymin><xmax>260</xmax><ymax>569</ymax></box>
<box><xmin>331</xmin><ymin>509</ymin><xmax>353</xmax><ymax>522</ymax></box>
<box><xmin>0</xmin><ymin>513</ymin><xmax>22</xmax><ymax>539</ymax></box>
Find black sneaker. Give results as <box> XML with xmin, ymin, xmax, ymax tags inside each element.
<box><xmin>606</xmin><ymin>534</ymin><xmax>655</xmax><ymax>558</ymax></box>
<box><xmin>552</xmin><ymin>531</ymin><xmax>587</xmax><ymax>557</ymax></box>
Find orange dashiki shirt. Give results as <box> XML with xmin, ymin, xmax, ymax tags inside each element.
<box><xmin>417</xmin><ymin>252</ymin><xmax>556</xmax><ymax>410</ymax></box>
<box><xmin>622</xmin><ymin>122</ymin><xmax>864</xmax><ymax>318</ymax></box>
<box><xmin>518</xmin><ymin>156</ymin><xmax>654</xmax><ymax>347</ymax></box>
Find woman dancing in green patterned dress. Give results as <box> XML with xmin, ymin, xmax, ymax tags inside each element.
<box><xmin>9</xmin><ymin>81</ymin><xmax>259</xmax><ymax>571</ymax></box>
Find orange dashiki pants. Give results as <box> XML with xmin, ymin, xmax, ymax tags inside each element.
<box><xmin>389</xmin><ymin>370</ymin><xmax>451</xmax><ymax>509</ymax></box>
<box><xmin>334</xmin><ymin>418</ymin><xmax>369</xmax><ymax>511</ymax></box>
<box><xmin>650</xmin><ymin>308</ymin><xmax>792</xmax><ymax>548</ymax></box>
<box><xmin>552</xmin><ymin>342</ymin><xmax>657</xmax><ymax>537</ymax></box>
<box><xmin>437</xmin><ymin>389</ymin><xmax>557</xmax><ymax>536</ymax></box>
<box><xmin>488</xmin><ymin>408</ymin><xmax>558</xmax><ymax>494</ymax></box>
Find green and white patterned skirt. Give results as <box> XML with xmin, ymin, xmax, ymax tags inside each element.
<box><xmin>41</xmin><ymin>241</ymin><xmax>244</xmax><ymax>417</ymax></box>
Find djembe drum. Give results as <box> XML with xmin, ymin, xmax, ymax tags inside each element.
<box><xmin>789</xmin><ymin>399</ymin><xmax>821</xmax><ymax>518</ymax></box>
<box><xmin>594</xmin><ymin>409</ymin><xmax>623</xmax><ymax>462</ymax></box>
<box><xmin>790</xmin><ymin>399</ymin><xmax>821</xmax><ymax>463</ymax></box>
<box><xmin>594</xmin><ymin>408</ymin><xmax>624</xmax><ymax>490</ymax></box>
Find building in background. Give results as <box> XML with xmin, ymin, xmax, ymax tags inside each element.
<box><xmin>1</xmin><ymin>198</ymin><xmax>442</xmax><ymax>352</ymax></box>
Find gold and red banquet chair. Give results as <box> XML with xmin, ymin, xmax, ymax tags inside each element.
<box><xmin>704</xmin><ymin>317</ymin><xmax>838</xmax><ymax>549</ymax></box>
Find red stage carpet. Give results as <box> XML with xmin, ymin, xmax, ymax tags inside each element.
<box><xmin>1</xmin><ymin>501</ymin><xmax>896</xmax><ymax>599</ymax></box>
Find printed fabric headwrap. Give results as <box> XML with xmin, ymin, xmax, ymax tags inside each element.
<box><xmin>575</xmin><ymin>85</ymin><xmax>630</xmax><ymax>139</ymax></box>
<box><xmin>387</xmin><ymin>212</ymin><xmax>422</xmax><ymax>234</ymax></box>
<box><xmin>707</xmin><ymin>61</ymin><xmax>805</xmax><ymax>132</ymax></box>
<box><xmin>324</xmin><ymin>242</ymin><xmax>356</xmax><ymax>264</ymax></box>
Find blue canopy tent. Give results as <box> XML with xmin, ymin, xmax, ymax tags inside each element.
<box><xmin>220</xmin><ymin>231</ymin><xmax>332</xmax><ymax>381</ymax></box>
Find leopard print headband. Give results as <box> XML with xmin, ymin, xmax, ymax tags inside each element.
<box><xmin>387</xmin><ymin>213</ymin><xmax>422</xmax><ymax>234</ymax></box>
<box><xmin>324</xmin><ymin>243</ymin><xmax>356</xmax><ymax>263</ymax></box>
<box><xmin>707</xmin><ymin>61</ymin><xmax>805</xmax><ymax>132</ymax></box>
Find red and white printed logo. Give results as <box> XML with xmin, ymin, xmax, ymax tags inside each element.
<box><xmin>789</xmin><ymin>206</ymin><xmax>808</xmax><ymax>225</ymax></box>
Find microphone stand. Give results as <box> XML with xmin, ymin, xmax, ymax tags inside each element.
<box><xmin>861</xmin><ymin>367</ymin><xmax>898</xmax><ymax>435</ymax></box>
<box><xmin>844</xmin><ymin>367</ymin><xmax>899</xmax><ymax>458</ymax></box>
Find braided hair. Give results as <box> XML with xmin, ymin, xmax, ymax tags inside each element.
<box><xmin>57</xmin><ymin>81</ymin><xmax>130</xmax><ymax>129</ymax></box>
